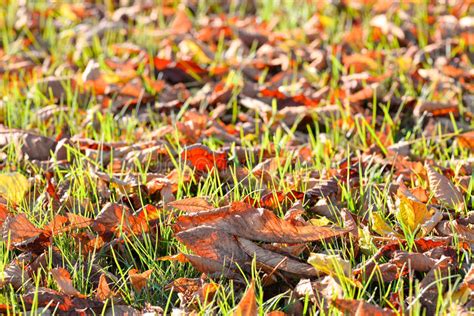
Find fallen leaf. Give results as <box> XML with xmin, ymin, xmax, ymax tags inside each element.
<box><xmin>426</xmin><ymin>165</ymin><xmax>464</xmax><ymax>210</ymax></box>
<box><xmin>0</xmin><ymin>172</ymin><xmax>29</xmax><ymax>205</ymax></box>
<box><xmin>168</xmin><ymin>197</ymin><xmax>214</xmax><ymax>213</ymax></box>
<box><xmin>457</xmin><ymin>131</ymin><xmax>474</xmax><ymax>151</ymax></box>
<box><xmin>371</xmin><ymin>212</ymin><xmax>396</xmax><ymax>236</ymax></box>
<box><xmin>1</xmin><ymin>214</ymin><xmax>49</xmax><ymax>250</ymax></box>
<box><xmin>128</xmin><ymin>269</ymin><xmax>152</xmax><ymax>292</ymax></box>
<box><xmin>0</xmin><ymin>129</ymin><xmax>60</xmax><ymax>161</ymax></box>
<box><xmin>419</xmin><ymin>256</ymin><xmax>453</xmax><ymax>315</ymax></box>
<box><xmin>175</xmin><ymin>202</ymin><xmax>349</xmax><ymax>243</ymax></box>
<box><xmin>238</xmin><ymin>237</ymin><xmax>318</xmax><ymax>277</ymax></box>
<box><xmin>307</xmin><ymin>253</ymin><xmax>352</xmax><ymax>279</ymax></box>
<box><xmin>391</xmin><ymin>251</ymin><xmax>437</xmax><ymax>272</ymax></box>
<box><xmin>175</xmin><ymin>226</ymin><xmax>249</xmax><ymax>264</ymax></box>
<box><xmin>396</xmin><ymin>194</ymin><xmax>432</xmax><ymax>233</ymax></box>
<box><xmin>51</xmin><ymin>268</ymin><xmax>85</xmax><ymax>298</ymax></box>
<box><xmin>332</xmin><ymin>298</ymin><xmax>396</xmax><ymax>316</ymax></box>
<box><xmin>233</xmin><ymin>280</ymin><xmax>257</xmax><ymax>316</ymax></box>
<box><xmin>95</xmin><ymin>274</ymin><xmax>112</xmax><ymax>301</ymax></box>
<box><xmin>181</xmin><ymin>144</ymin><xmax>228</xmax><ymax>172</ymax></box>
<box><xmin>170</xmin><ymin>8</ymin><xmax>192</xmax><ymax>34</ymax></box>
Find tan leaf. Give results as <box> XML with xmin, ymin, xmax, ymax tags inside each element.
<box><xmin>168</xmin><ymin>197</ymin><xmax>214</xmax><ymax>213</ymax></box>
<box><xmin>426</xmin><ymin>165</ymin><xmax>464</xmax><ymax>210</ymax></box>
<box><xmin>452</xmin><ymin>264</ymin><xmax>474</xmax><ymax>304</ymax></box>
<box><xmin>165</xmin><ymin>278</ymin><xmax>218</xmax><ymax>305</ymax></box>
<box><xmin>51</xmin><ymin>268</ymin><xmax>85</xmax><ymax>298</ymax></box>
<box><xmin>233</xmin><ymin>280</ymin><xmax>257</xmax><ymax>316</ymax></box>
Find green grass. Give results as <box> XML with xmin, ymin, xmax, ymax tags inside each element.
<box><xmin>0</xmin><ymin>0</ymin><xmax>473</xmax><ymax>315</ymax></box>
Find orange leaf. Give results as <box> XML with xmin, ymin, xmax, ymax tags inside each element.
<box><xmin>170</xmin><ymin>8</ymin><xmax>192</xmax><ymax>34</ymax></box>
<box><xmin>95</xmin><ymin>274</ymin><xmax>112</xmax><ymax>301</ymax></box>
<box><xmin>129</xmin><ymin>269</ymin><xmax>153</xmax><ymax>292</ymax></box>
<box><xmin>457</xmin><ymin>131</ymin><xmax>474</xmax><ymax>151</ymax></box>
<box><xmin>181</xmin><ymin>144</ymin><xmax>228</xmax><ymax>172</ymax></box>
<box><xmin>233</xmin><ymin>280</ymin><xmax>257</xmax><ymax>316</ymax></box>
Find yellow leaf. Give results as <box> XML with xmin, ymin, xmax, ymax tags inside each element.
<box><xmin>371</xmin><ymin>212</ymin><xmax>394</xmax><ymax>236</ymax></box>
<box><xmin>0</xmin><ymin>173</ymin><xmax>29</xmax><ymax>204</ymax></box>
<box><xmin>179</xmin><ymin>39</ymin><xmax>213</xmax><ymax>64</ymax></box>
<box><xmin>309</xmin><ymin>216</ymin><xmax>331</xmax><ymax>227</ymax></box>
<box><xmin>308</xmin><ymin>253</ymin><xmax>351</xmax><ymax>278</ymax></box>
<box><xmin>396</xmin><ymin>194</ymin><xmax>431</xmax><ymax>233</ymax></box>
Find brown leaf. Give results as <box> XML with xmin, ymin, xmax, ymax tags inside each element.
<box><xmin>0</xmin><ymin>260</ymin><xmax>32</xmax><ymax>290</ymax></box>
<box><xmin>0</xmin><ymin>129</ymin><xmax>59</xmax><ymax>161</ymax></box>
<box><xmin>426</xmin><ymin>165</ymin><xmax>464</xmax><ymax>210</ymax></box>
<box><xmin>22</xmin><ymin>287</ymin><xmax>74</xmax><ymax>312</ymax></box>
<box><xmin>175</xmin><ymin>226</ymin><xmax>249</xmax><ymax>264</ymax></box>
<box><xmin>391</xmin><ymin>251</ymin><xmax>437</xmax><ymax>272</ymax></box>
<box><xmin>164</xmin><ymin>253</ymin><xmax>242</xmax><ymax>280</ymax></box>
<box><xmin>51</xmin><ymin>268</ymin><xmax>85</xmax><ymax>298</ymax></box>
<box><xmin>93</xmin><ymin>202</ymin><xmax>150</xmax><ymax>237</ymax></box>
<box><xmin>1</xmin><ymin>214</ymin><xmax>49</xmax><ymax>250</ymax></box>
<box><xmin>44</xmin><ymin>213</ymin><xmax>93</xmax><ymax>235</ymax></box>
<box><xmin>237</xmin><ymin>237</ymin><xmax>318</xmax><ymax>277</ymax></box>
<box><xmin>233</xmin><ymin>280</ymin><xmax>257</xmax><ymax>316</ymax></box>
<box><xmin>332</xmin><ymin>298</ymin><xmax>396</xmax><ymax>316</ymax></box>
<box><xmin>175</xmin><ymin>202</ymin><xmax>349</xmax><ymax>243</ymax></box>
<box><xmin>168</xmin><ymin>197</ymin><xmax>214</xmax><ymax>213</ymax></box>
<box><xmin>0</xmin><ymin>203</ymin><xmax>9</xmax><ymax>227</ymax></box>
<box><xmin>419</xmin><ymin>256</ymin><xmax>453</xmax><ymax>315</ymax></box>
<box><xmin>95</xmin><ymin>274</ymin><xmax>112</xmax><ymax>301</ymax></box>
<box><xmin>128</xmin><ymin>269</ymin><xmax>152</xmax><ymax>292</ymax></box>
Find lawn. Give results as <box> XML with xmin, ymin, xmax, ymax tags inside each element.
<box><xmin>0</xmin><ymin>0</ymin><xmax>473</xmax><ymax>315</ymax></box>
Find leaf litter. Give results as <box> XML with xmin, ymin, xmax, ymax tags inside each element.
<box><xmin>0</xmin><ymin>1</ymin><xmax>473</xmax><ymax>315</ymax></box>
